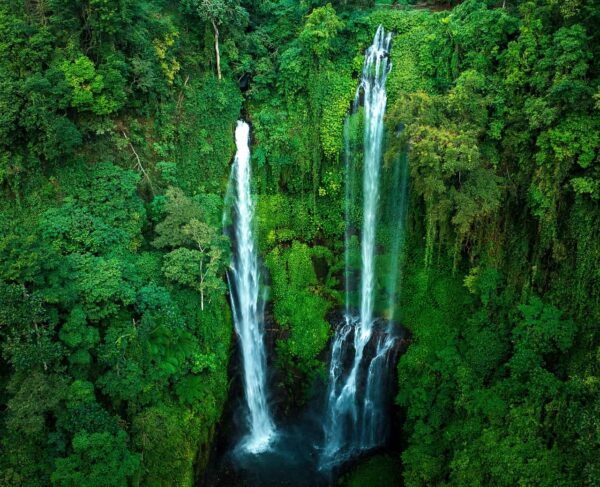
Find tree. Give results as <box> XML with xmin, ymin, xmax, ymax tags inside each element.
<box><xmin>162</xmin><ymin>247</ymin><xmax>217</xmax><ymax>310</ymax></box>
<box><xmin>184</xmin><ymin>218</ymin><xmax>227</xmax><ymax>310</ymax></box>
<box><xmin>299</xmin><ymin>4</ymin><xmax>343</xmax><ymax>63</ymax></box>
<box><xmin>0</xmin><ymin>284</ymin><xmax>63</xmax><ymax>372</ymax></box>
<box><xmin>1</xmin><ymin>372</ymin><xmax>68</xmax><ymax>486</ymax></box>
<box><xmin>180</xmin><ymin>0</ymin><xmax>248</xmax><ymax>80</ymax></box>
<box><xmin>51</xmin><ymin>430</ymin><xmax>140</xmax><ymax>487</ymax></box>
<box><xmin>153</xmin><ymin>187</ymin><xmax>228</xmax><ymax>309</ymax></box>
<box><xmin>131</xmin><ymin>405</ymin><xmax>200</xmax><ymax>486</ymax></box>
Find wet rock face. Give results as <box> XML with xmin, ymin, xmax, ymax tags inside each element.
<box><xmin>204</xmin><ymin>308</ymin><xmax>408</xmax><ymax>487</ymax></box>
<box><xmin>320</xmin><ymin>313</ymin><xmax>404</xmax><ymax>468</ymax></box>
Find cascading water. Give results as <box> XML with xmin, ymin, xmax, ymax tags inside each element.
<box><xmin>227</xmin><ymin>121</ymin><xmax>276</xmax><ymax>454</ymax></box>
<box><xmin>356</xmin><ymin>25</ymin><xmax>391</xmax><ymax>360</ymax></box>
<box><xmin>321</xmin><ymin>25</ymin><xmax>403</xmax><ymax>468</ymax></box>
<box><xmin>359</xmin><ymin>326</ymin><xmax>398</xmax><ymax>448</ymax></box>
<box><xmin>384</xmin><ymin>148</ymin><xmax>409</xmax><ymax>321</ymax></box>
<box><xmin>210</xmin><ymin>31</ymin><xmax>408</xmax><ymax>486</ymax></box>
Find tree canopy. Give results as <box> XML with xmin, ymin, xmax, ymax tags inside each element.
<box><xmin>0</xmin><ymin>0</ymin><xmax>598</xmax><ymax>485</ymax></box>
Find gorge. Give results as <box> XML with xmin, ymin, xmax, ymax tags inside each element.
<box><xmin>0</xmin><ymin>1</ymin><xmax>598</xmax><ymax>487</ymax></box>
<box><xmin>215</xmin><ymin>26</ymin><xmax>408</xmax><ymax>482</ymax></box>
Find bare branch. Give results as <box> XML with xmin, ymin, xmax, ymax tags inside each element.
<box><xmin>122</xmin><ymin>130</ymin><xmax>155</xmax><ymax>195</ymax></box>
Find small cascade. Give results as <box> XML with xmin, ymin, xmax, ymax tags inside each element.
<box><xmin>321</xmin><ymin>25</ymin><xmax>406</xmax><ymax>468</ymax></box>
<box><xmin>227</xmin><ymin>121</ymin><xmax>276</xmax><ymax>454</ymax></box>
<box><xmin>359</xmin><ymin>325</ymin><xmax>398</xmax><ymax>449</ymax></box>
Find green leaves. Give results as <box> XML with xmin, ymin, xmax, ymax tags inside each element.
<box><xmin>51</xmin><ymin>430</ymin><xmax>140</xmax><ymax>487</ymax></box>
<box><xmin>58</xmin><ymin>307</ymin><xmax>100</xmax><ymax>365</ymax></box>
<box><xmin>60</xmin><ymin>56</ymin><xmax>115</xmax><ymax>115</ymax></box>
<box><xmin>39</xmin><ymin>163</ymin><xmax>144</xmax><ymax>254</ymax></box>
<box><xmin>0</xmin><ymin>283</ymin><xmax>64</xmax><ymax>372</ymax></box>
<box><xmin>267</xmin><ymin>242</ymin><xmax>330</xmax><ymax>396</ymax></box>
<box><xmin>182</xmin><ymin>0</ymin><xmax>248</xmax><ymax>27</ymax></box>
<box><xmin>396</xmin><ymin>257</ymin><xmax>583</xmax><ymax>487</ymax></box>
<box><xmin>153</xmin><ymin>187</ymin><xmax>228</xmax><ymax>309</ymax></box>
<box><xmin>162</xmin><ymin>248</ymin><xmax>204</xmax><ymax>289</ymax></box>
<box><xmin>69</xmin><ymin>254</ymin><xmax>136</xmax><ymax>320</ymax></box>
<box><xmin>0</xmin><ymin>1</ymin><xmax>239</xmax><ymax>485</ymax></box>
<box><xmin>131</xmin><ymin>405</ymin><xmax>201</xmax><ymax>486</ymax></box>
<box><xmin>513</xmin><ymin>297</ymin><xmax>576</xmax><ymax>358</ymax></box>
<box><xmin>299</xmin><ymin>4</ymin><xmax>344</xmax><ymax>61</ymax></box>
<box><xmin>153</xmin><ymin>187</ymin><xmax>202</xmax><ymax>249</ymax></box>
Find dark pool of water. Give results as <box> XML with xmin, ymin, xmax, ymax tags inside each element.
<box><xmin>203</xmin><ymin>315</ymin><xmax>407</xmax><ymax>486</ymax></box>
<box><xmin>205</xmin><ymin>420</ymin><xmax>330</xmax><ymax>486</ymax></box>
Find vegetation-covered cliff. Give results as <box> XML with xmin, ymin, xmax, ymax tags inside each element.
<box><xmin>0</xmin><ymin>0</ymin><xmax>598</xmax><ymax>485</ymax></box>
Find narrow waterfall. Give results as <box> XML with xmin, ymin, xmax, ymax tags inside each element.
<box><xmin>384</xmin><ymin>149</ymin><xmax>410</xmax><ymax>322</ymax></box>
<box><xmin>321</xmin><ymin>25</ymin><xmax>402</xmax><ymax>468</ymax></box>
<box><xmin>228</xmin><ymin>121</ymin><xmax>276</xmax><ymax>454</ymax></box>
<box><xmin>343</xmin><ymin>118</ymin><xmax>355</xmax><ymax>317</ymax></box>
<box><xmin>357</xmin><ymin>25</ymin><xmax>391</xmax><ymax>354</ymax></box>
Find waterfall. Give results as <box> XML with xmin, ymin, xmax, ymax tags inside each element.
<box><xmin>343</xmin><ymin>118</ymin><xmax>355</xmax><ymax>317</ymax></box>
<box><xmin>321</xmin><ymin>25</ymin><xmax>402</xmax><ymax>468</ymax></box>
<box><xmin>228</xmin><ymin>121</ymin><xmax>276</xmax><ymax>454</ymax></box>
<box><xmin>385</xmin><ymin>149</ymin><xmax>409</xmax><ymax>322</ymax></box>
<box><xmin>359</xmin><ymin>327</ymin><xmax>398</xmax><ymax>448</ymax></box>
<box><xmin>357</xmin><ymin>25</ymin><xmax>391</xmax><ymax>351</ymax></box>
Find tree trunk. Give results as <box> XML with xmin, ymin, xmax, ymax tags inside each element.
<box><xmin>211</xmin><ymin>20</ymin><xmax>222</xmax><ymax>81</ymax></box>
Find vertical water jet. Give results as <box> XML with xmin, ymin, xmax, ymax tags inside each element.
<box><xmin>228</xmin><ymin>121</ymin><xmax>276</xmax><ymax>454</ymax></box>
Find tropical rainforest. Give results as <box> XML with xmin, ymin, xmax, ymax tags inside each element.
<box><xmin>0</xmin><ymin>0</ymin><xmax>598</xmax><ymax>486</ymax></box>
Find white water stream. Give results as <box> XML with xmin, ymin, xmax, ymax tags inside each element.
<box><xmin>228</xmin><ymin>121</ymin><xmax>276</xmax><ymax>454</ymax></box>
<box><xmin>321</xmin><ymin>26</ymin><xmax>397</xmax><ymax>468</ymax></box>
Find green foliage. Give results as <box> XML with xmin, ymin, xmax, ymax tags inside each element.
<box><xmin>51</xmin><ymin>430</ymin><xmax>140</xmax><ymax>487</ymax></box>
<box><xmin>266</xmin><ymin>242</ymin><xmax>331</xmax><ymax>399</ymax></box>
<box><xmin>1</xmin><ymin>0</ymin><xmax>599</xmax><ymax>485</ymax></box>
<box><xmin>1</xmin><ymin>162</ymin><xmax>232</xmax><ymax>485</ymax></box>
<box><xmin>60</xmin><ymin>56</ymin><xmax>123</xmax><ymax>115</ymax></box>
<box><xmin>299</xmin><ymin>4</ymin><xmax>344</xmax><ymax>62</ymax></box>
<box><xmin>179</xmin><ymin>0</ymin><xmax>249</xmax><ymax>79</ymax></box>
<box><xmin>153</xmin><ymin>187</ymin><xmax>228</xmax><ymax>309</ymax></box>
<box><xmin>165</xmin><ymin>76</ymin><xmax>242</xmax><ymax>193</ymax></box>
<box><xmin>182</xmin><ymin>0</ymin><xmax>248</xmax><ymax>27</ymax></box>
<box><xmin>342</xmin><ymin>454</ymin><xmax>402</xmax><ymax>487</ymax></box>
<box><xmin>131</xmin><ymin>404</ymin><xmax>200</xmax><ymax>487</ymax></box>
<box><xmin>398</xmin><ymin>257</ymin><xmax>573</xmax><ymax>485</ymax></box>
<box><xmin>0</xmin><ymin>0</ymin><xmax>244</xmax><ymax>483</ymax></box>
<box><xmin>1</xmin><ymin>372</ymin><xmax>68</xmax><ymax>485</ymax></box>
<box><xmin>388</xmin><ymin>2</ymin><xmax>600</xmax><ymax>485</ymax></box>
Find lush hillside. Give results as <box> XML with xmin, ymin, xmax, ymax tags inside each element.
<box><xmin>0</xmin><ymin>0</ymin><xmax>598</xmax><ymax>486</ymax></box>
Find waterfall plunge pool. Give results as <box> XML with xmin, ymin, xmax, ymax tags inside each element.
<box><xmin>204</xmin><ymin>312</ymin><xmax>408</xmax><ymax>487</ymax></box>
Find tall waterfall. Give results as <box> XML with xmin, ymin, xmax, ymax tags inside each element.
<box><xmin>321</xmin><ymin>25</ymin><xmax>404</xmax><ymax>468</ymax></box>
<box><xmin>357</xmin><ymin>25</ymin><xmax>391</xmax><ymax>352</ymax></box>
<box><xmin>228</xmin><ymin>121</ymin><xmax>276</xmax><ymax>454</ymax></box>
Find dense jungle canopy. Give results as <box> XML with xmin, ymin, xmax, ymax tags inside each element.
<box><xmin>0</xmin><ymin>0</ymin><xmax>598</xmax><ymax>485</ymax></box>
